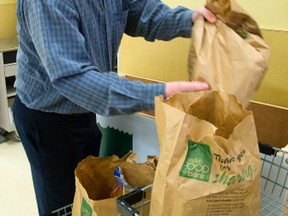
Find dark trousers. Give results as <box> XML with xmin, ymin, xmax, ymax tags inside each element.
<box><xmin>12</xmin><ymin>96</ymin><xmax>102</xmax><ymax>216</ymax></box>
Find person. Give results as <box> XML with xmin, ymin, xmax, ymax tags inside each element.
<box><xmin>13</xmin><ymin>0</ymin><xmax>216</xmax><ymax>215</ymax></box>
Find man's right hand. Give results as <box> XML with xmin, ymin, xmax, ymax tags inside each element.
<box><xmin>192</xmin><ymin>6</ymin><xmax>217</xmax><ymax>23</ymax></box>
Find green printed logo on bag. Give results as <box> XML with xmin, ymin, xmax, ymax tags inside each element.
<box><xmin>180</xmin><ymin>140</ymin><xmax>213</xmax><ymax>182</ymax></box>
<box><xmin>81</xmin><ymin>198</ymin><xmax>92</xmax><ymax>216</ymax></box>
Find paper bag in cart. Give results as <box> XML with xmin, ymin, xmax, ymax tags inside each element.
<box><xmin>72</xmin><ymin>155</ymin><xmax>119</xmax><ymax>216</ymax></box>
<box><xmin>188</xmin><ymin>0</ymin><xmax>270</xmax><ymax>107</ymax></box>
<box><xmin>150</xmin><ymin>91</ymin><xmax>261</xmax><ymax>216</ymax></box>
<box><xmin>72</xmin><ymin>153</ymin><xmax>156</xmax><ymax>216</ymax></box>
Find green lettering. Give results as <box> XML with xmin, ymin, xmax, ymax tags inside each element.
<box><xmin>219</xmin><ymin>171</ymin><xmax>228</xmax><ymax>185</ymax></box>
<box><xmin>212</xmin><ymin>173</ymin><xmax>220</xmax><ymax>184</ymax></box>
<box><xmin>227</xmin><ymin>176</ymin><xmax>236</xmax><ymax>185</ymax></box>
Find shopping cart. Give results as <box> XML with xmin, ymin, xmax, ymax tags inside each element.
<box><xmin>48</xmin><ymin>143</ymin><xmax>287</xmax><ymax>216</ymax></box>
<box><xmin>46</xmin><ymin>204</ymin><xmax>72</xmax><ymax>216</ymax></box>
<box><xmin>116</xmin><ymin>143</ymin><xmax>288</xmax><ymax>216</ymax></box>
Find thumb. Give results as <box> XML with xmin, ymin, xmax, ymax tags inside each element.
<box><xmin>193</xmin><ymin>6</ymin><xmax>216</xmax><ymax>23</ymax></box>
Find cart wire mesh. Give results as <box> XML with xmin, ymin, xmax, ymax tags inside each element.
<box><xmin>47</xmin><ymin>204</ymin><xmax>72</xmax><ymax>216</ymax></box>
<box><xmin>260</xmin><ymin>145</ymin><xmax>288</xmax><ymax>215</ymax></box>
<box><xmin>117</xmin><ymin>144</ymin><xmax>288</xmax><ymax>216</ymax></box>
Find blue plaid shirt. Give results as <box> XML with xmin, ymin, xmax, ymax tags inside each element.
<box><xmin>16</xmin><ymin>0</ymin><xmax>193</xmax><ymax>115</ymax></box>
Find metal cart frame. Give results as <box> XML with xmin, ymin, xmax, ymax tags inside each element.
<box><xmin>46</xmin><ymin>204</ymin><xmax>72</xmax><ymax>216</ymax></box>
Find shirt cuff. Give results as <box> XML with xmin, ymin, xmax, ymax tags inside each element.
<box><xmin>146</xmin><ymin>83</ymin><xmax>166</xmax><ymax>109</ymax></box>
<box><xmin>182</xmin><ymin>10</ymin><xmax>194</xmax><ymax>37</ymax></box>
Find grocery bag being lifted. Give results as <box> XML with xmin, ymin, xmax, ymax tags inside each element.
<box><xmin>189</xmin><ymin>0</ymin><xmax>270</xmax><ymax>107</ymax></box>
<box><xmin>150</xmin><ymin>91</ymin><xmax>261</xmax><ymax>216</ymax></box>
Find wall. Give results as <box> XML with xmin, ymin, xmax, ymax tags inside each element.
<box><xmin>119</xmin><ymin>0</ymin><xmax>288</xmax><ymax>108</ymax></box>
<box><xmin>0</xmin><ymin>1</ymin><xmax>17</xmax><ymax>40</ymax></box>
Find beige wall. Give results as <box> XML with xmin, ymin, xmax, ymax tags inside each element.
<box><xmin>119</xmin><ymin>0</ymin><xmax>288</xmax><ymax>108</ymax></box>
<box><xmin>0</xmin><ymin>2</ymin><xmax>17</xmax><ymax>40</ymax></box>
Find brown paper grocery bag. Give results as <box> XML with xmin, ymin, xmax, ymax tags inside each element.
<box><xmin>189</xmin><ymin>0</ymin><xmax>270</xmax><ymax>107</ymax></box>
<box><xmin>150</xmin><ymin>91</ymin><xmax>261</xmax><ymax>216</ymax></box>
<box><xmin>72</xmin><ymin>177</ymin><xmax>118</xmax><ymax>216</ymax></box>
<box><xmin>72</xmin><ymin>153</ymin><xmax>156</xmax><ymax>216</ymax></box>
<box><xmin>72</xmin><ymin>155</ymin><xmax>120</xmax><ymax>216</ymax></box>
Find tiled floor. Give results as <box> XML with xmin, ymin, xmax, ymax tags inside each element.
<box><xmin>0</xmin><ymin>138</ymin><xmax>38</xmax><ymax>216</ymax></box>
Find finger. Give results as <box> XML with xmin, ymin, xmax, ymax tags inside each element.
<box><xmin>182</xmin><ymin>81</ymin><xmax>210</xmax><ymax>92</ymax></box>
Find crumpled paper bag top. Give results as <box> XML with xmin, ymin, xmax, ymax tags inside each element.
<box><xmin>205</xmin><ymin>0</ymin><xmax>262</xmax><ymax>38</ymax></box>
<box><xmin>75</xmin><ymin>155</ymin><xmax>119</xmax><ymax>200</ymax></box>
<box><xmin>75</xmin><ymin>151</ymin><xmax>157</xmax><ymax>200</ymax></box>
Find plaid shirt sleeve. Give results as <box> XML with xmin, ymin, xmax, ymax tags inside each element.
<box><xmin>126</xmin><ymin>0</ymin><xmax>193</xmax><ymax>41</ymax></box>
<box><xmin>16</xmin><ymin>0</ymin><xmax>192</xmax><ymax>116</ymax></box>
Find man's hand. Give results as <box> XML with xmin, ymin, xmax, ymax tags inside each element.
<box><xmin>165</xmin><ymin>81</ymin><xmax>209</xmax><ymax>98</ymax></box>
<box><xmin>192</xmin><ymin>6</ymin><xmax>216</xmax><ymax>23</ymax></box>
